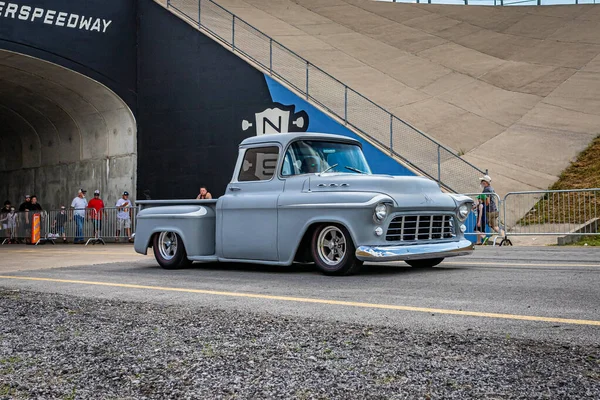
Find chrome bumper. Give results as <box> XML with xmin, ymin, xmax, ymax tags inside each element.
<box><xmin>355</xmin><ymin>239</ymin><xmax>474</xmax><ymax>262</ymax></box>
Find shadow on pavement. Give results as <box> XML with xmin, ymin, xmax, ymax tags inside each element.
<box><xmin>183</xmin><ymin>262</ymin><xmax>461</xmax><ymax>276</ymax></box>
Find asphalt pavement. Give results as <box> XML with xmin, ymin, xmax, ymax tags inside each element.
<box><xmin>1</xmin><ymin>245</ymin><xmax>599</xmax><ymax>346</ymax></box>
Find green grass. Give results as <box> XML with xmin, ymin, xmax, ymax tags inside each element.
<box><xmin>517</xmin><ymin>136</ymin><xmax>600</xmax><ymax>226</ymax></box>
<box><xmin>567</xmin><ymin>236</ymin><xmax>600</xmax><ymax>246</ymax></box>
<box><xmin>550</xmin><ymin>136</ymin><xmax>600</xmax><ymax>190</ymax></box>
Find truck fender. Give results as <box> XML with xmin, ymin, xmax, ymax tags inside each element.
<box><xmin>134</xmin><ymin>226</ymin><xmax>187</xmax><ymax>256</ymax></box>
<box><xmin>290</xmin><ymin>217</ymin><xmax>358</xmax><ymax>264</ymax></box>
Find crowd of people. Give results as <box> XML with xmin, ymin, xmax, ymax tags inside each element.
<box><xmin>0</xmin><ymin>189</ymin><xmax>135</xmax><ymax>244</ymax></box>
<box><xmin>0</xmin><ymin>195</ymin><xmax>43</xmax><ymax>244</ymax></box>
<box><xmin>2</xmin><ymin>179</ymin><xmax>504</xmax><ymax>246</ymax></box>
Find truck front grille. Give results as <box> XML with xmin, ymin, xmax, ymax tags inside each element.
<box><xmin>386</xmin><ymin>215</ymin><xmax>455</xmax><ymax>242</ymax></box>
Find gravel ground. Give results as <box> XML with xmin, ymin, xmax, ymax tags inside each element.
<box><xmin>0</xmin><ymin>289</ymin><xmax>599</xmax><ymax>399</ymax></box>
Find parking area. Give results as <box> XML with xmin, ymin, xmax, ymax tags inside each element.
<box><xmin>0</xmin><ymin>244</ymin><xmax>151</xmax><ymax>273</ymax></box>
<box><xmin>1</xmin><ymin>244</ymin><xmax>599</xmax><ymax>398</ymax></box>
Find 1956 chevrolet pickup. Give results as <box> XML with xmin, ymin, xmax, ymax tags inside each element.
<box><xmin>134</xmin><ymin>132</ymin><xmax>474</xmax><ymax>275</ymax></box>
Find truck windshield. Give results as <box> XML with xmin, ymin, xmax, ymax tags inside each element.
<box><xmin>282</xmin><ymin>140</ymin><xmax>372</xmax><ymax>176</ymax></box>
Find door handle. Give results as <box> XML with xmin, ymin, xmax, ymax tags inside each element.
<box><xmin>229</xmin><ymin>186</ymin><xmax>241</xmax><ymax>191</ymax></box>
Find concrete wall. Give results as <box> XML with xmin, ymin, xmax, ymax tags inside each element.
<box><xmin>137</xmin><ymin>0</ymin><xmax>418</xmax><ymax>200</ymax></box>
<box><xmin>137</xmin><ymin>0</ymin><xmax>275</xmax><ymax>200</ymax></box>
<box><xmin>0</xmin><ymin>155</ymin><xmax>135</xmax><ymax>210</ymax></box>
<box><xmin>211</xmin><ymin>0</ymin><xmax>600</xmax><ymax>196</ymax></box>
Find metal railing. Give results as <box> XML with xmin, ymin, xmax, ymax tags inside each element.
<box><xmin>1</xmin><ymin>189</ymin><xmax>598</xmax><ymax>247</ymax></box>
<box><xmin>1</xmin><ymin>207</ymin><xmax>139</xmax><ymax>245</ymax></box>
<box><xmin>460</xmin><ymin>189</ymin><xmax>600</xmax><ymax>245</ymax></box>
<box><xmin>386</xmin><ymin>0</ymin><xmax>599</xmax><ymax>5</ymax></box>
<box><xmin>165</xmin><ymin>0</ymin><xmax>486</xmax><ymax>194</ymax></box>
<box><xmin>504</xmin><ymin>189</ymin><xmax>599</xmax><ymax>236</ymax></box>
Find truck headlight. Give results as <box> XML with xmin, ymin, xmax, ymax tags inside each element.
<box><xmin>374</xmin><ymin>203</ymin><xmax>388</xmax><ymax>222</ymax></box>
<box><xmin>457</xmin><ymin>204</ymin><xmax>469</xmax><ymax>221</ymax></box>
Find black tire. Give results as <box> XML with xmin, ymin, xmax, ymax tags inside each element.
<box><xmin>405</xmin><ymin>258</ymin><xmax>444</xmax><ymax>268</ymax></box>
<box><xmin>311</xmin><ymin>224</ymin><xmax>363</xmax><ymax>276</ymax></box>
<box><xmin>152</xmin><ymin>232</ymin><xmax>192</xmax><ymax>269</ymax></box>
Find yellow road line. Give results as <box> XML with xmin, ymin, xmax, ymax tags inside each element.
<box><xmin>1</xmin><ymin>275</ymin><xmax>599</xmax><ymax>327</ymax></box>
<box><xmin>444</xmin><ymin>261</ymin><xmax>600</xmax><ymax>268</ymax></box>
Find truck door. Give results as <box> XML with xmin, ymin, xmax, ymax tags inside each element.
<box><xmin>221</xmin><ymin>145</ymin><xmax>282</xmax><ymax>261</ymax></box>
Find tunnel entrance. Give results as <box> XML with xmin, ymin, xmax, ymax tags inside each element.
<box><xmin>0</xmin><ymin>49</ymin><xmax>136</xmax><ymax>210</ymax></box>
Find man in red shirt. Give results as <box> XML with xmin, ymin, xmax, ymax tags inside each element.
<box><xmin>87</xmin><ymin>190</ymin><xmax>105</xmax><ymax>242</ymax></box>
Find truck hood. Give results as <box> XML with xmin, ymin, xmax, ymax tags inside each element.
<box><xmin>306</xmin><ymin>173</ymin><xmax>458</xmax><ymax>210</ymax></box>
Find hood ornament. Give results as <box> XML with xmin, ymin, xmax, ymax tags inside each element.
<box><xmin>421</xmin><ymin>194</ymin><xmax>434</xmax><ymax>205</ymax></box>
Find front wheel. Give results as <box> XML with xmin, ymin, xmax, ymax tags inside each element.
<box><xmin>405</xmin><ymin>258</ymin><xmax>444</xmax><ymax>268</ymax></box>
<box><xmin>311</xmin><ymin>224</ymin><xmax>363</xmax><ymax>276</ymax></box>
<box><xmin>152</xmin><ymin>232</ymin><xmax>192</xmax><ymax>269</ymax></box>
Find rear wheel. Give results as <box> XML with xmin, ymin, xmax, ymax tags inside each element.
<box><xmin>405</xmin><ymin>258</ymin><xmax>444</xmax><ymax>268</ymax></box>
<box><xmin>153</xmin><ymin>232</ymin><xmax>192</xmax><ymax>269</ymax></box>
<box><xmin>311</xmin><ymin>224</ymin><xmax>363</xmax><ymax>276</ymax></box>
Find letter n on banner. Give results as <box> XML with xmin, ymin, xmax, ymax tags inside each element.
<box><xmin>31</xmin><ymin>213</ymin><xmax>41</xmax><ymax>244</ymax></box>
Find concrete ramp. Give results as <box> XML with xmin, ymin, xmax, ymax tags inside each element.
<box><xmin>212</xmin><ymin>0</ymin><xmax>600</xmax><ymax>195</ymax></box>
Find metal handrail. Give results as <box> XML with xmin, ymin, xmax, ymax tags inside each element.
<box><xmin>166</xmin><ymin>0</ymin><xmax>487</xmax><ymax>193</ymax></box>
<box><xmin>388</xmin><ymin>0</ymin><xmax>598</xmax><ymax>5</ymax></box>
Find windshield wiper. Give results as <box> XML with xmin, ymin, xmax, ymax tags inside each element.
<box><xmin>345</xmin><ymin>166</ymin><xmax>366</xmax><ymax>174</ymax></box>
<box><xmin>320</xmin><ymin>163</ymin><xmax>338</xmax><ymax>174</ymax></box>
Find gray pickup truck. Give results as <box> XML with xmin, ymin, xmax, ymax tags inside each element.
<box><xmin>134</xmin><ymin>132</ymin><xmax>474</xmax><ymax>275</ymax></box>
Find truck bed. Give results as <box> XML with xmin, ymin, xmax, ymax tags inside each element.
<box><xmin>134</xmin><ymin>199</ymin><xmax>218</xmax><ymax>258</ymax></box>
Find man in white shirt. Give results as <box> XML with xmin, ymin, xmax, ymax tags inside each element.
<box><xmin>115</xmin><ymin>191</ymin><xmax>134</xmax><ymax>243</ymax></box>
<box><xmin>70</xmin><ymin>189</ymin><xmax>88</xmax><ymax>244</ymax></box>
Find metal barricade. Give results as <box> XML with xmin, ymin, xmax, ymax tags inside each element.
<box><xmin>42</xmin><ymin>206</ymin><xmax>139</xmax><ymax>245</ymax></box>
<box><xmin>0</xmin><ymin>210</ymin><xmax>50</xmax><ymax>245</ymax></box>
<box><xmin>0</xmin><ymin>210</ymin><xmax>20</xmax><ymax>244</ymax></box>
<box><xmin>98</xmin><ymin>207</ymin><xmax>139</xmax><ymax>244</ymax></box>
<box><xmin>462</xmin><ymin>189</ymin><xmax>600</xmax><ymax>245</ymax></box>
<box><xmin>503</xmin><ymin>189</ymin><xmax>600</xmax><ymax>239</ymax></box>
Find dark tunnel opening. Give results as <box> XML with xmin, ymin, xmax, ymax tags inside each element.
<box><xmin>0</xmin><ymin>49</ymin><xmax>136</xmax><ymax>210</ymax></box>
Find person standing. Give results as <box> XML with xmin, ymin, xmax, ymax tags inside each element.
<box><xmin>479</xmin><ymin>175</ymin><xmax>504</xmax><ymax>237</ymax></box>
<box><xmin>71</xmin><ymin>189</ymin><xmax>88</xmax><ymax>244</ymax></box>
<box><xmin>18</xmin><ymin>195</ymin><xmax>34</xmax><ymax>243</ymax></box>
<box><xmin>29</xmin><ymin>195</ymin><xmax>43</xmax><ymax>211</ymax></box>
<box><xmin>115</xmin><ymin>191</ymin><xmax>133</xmax><ymax>243</ymax></box>
<box><xmin>6</xmin><ymin>207</ymin><xmax>17</xmax><ymax>244</ymax></box>
<box><xmin>52</xmin><ymin>206</ymin><xmax>68</xmax><ymax>243</ymax></box>
<box><xmin>18</xmin><ymin>195</ymin><xmax>32</xmax><ymax>212</ymax></box>
<box><xmin>1</xmin><ymin>201</ymin><xmax>11</xmax><ymax>222</ymax></box>
<box><xmin>87</xmin><ymin>190</ymin><xmax>105</xmax><ymax>240</ymax></box>
<box><xmin>196</xmin><ymin>186</ymin><xmax>212</xmax><ymax>200</ymax></box>
<box><xmin>473</xmin><ymin>194</ymin><xmax>488</xmax><ymax>245</ymax></box>
<box><xmin>1</xmin><ymin>201</ymin><xmax>12</xmax><ymax>243</ymax></box>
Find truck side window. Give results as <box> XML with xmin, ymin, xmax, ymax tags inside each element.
<box><xmin>238</xmin><ymin>146</ymin><xmax>279</xmax><ymax>182</ymax></box>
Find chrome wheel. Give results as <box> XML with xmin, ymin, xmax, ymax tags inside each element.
<box><xmin>158</xmin><ymin>231</ymin><xmax>177</xmax><ymax>261</ymax></box>
<box><xmin>316</xmin><ymin>226</ymin><xmax>346</xmax><ymax>266</ymax></box>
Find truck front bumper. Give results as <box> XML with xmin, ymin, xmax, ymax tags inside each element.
<box><xmin>355</xmin><ymin>239</ymin><xmax>473</xmax><ymax>262</ymax></box>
